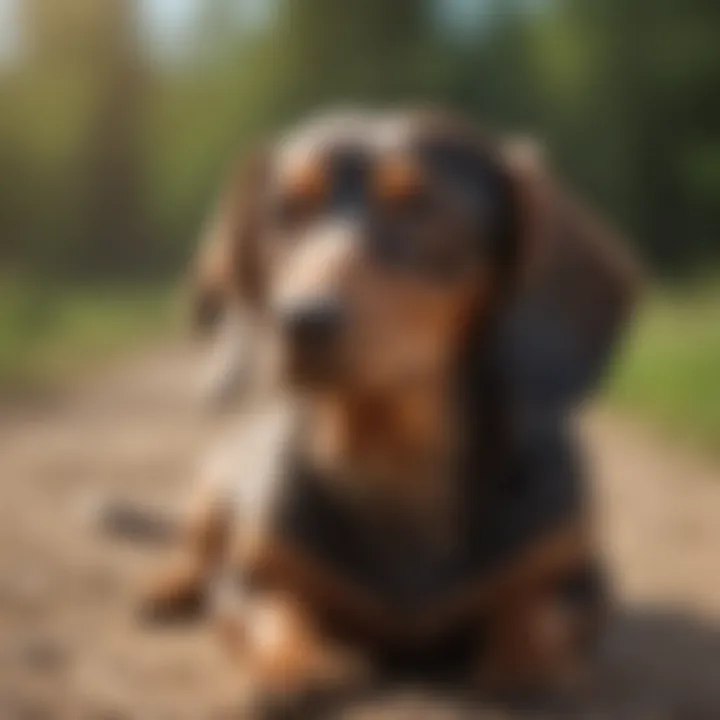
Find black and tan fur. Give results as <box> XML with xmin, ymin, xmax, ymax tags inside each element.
<box><xmin>188</xmin><ymin>152</ymin><xmax>270</xmax><ymax>407</ymax></box>
<box><xmin>144</xmin><ymin>109</ymin><xmax>638</xmax><ymax>715</ymax></box>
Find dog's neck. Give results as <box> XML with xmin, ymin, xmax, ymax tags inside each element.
<box><xmin>299</xmin><ymin>375</ymin><xmax>462</xmax><ymax>545</ymax></box>
<box><xmin>294</xmin><ymin>313</ymin><xmax>506</xmax><ymax>550</ymax></box>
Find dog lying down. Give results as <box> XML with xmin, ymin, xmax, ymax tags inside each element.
<box><xmin>138</xmin><ymin>108</ymin><xmax>638</xmax><ymax>717</ymax></box>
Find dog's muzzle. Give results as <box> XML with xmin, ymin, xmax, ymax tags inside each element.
<box><xmin>279</xmin><ymin>297</ymin><xmax>347</xmax><ymax>385</ymax></box>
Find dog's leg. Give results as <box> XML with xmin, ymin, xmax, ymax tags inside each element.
<box><xmin>220</xmin><ymin>591</ymin><xmax>370</xmax><ymax>719</ymax></box>
<box><xmin>474</xmin><ymin>561</ymin><xmax>606</xmax><ymax>702</ymax></box>
<box><xmin>140</xmin><ymin>480</ymin><xmax>231</xmax><ymax>622</ymax></box>
<box><xmin>463</xmin><ymin>519</ymin><xmax>605</xmax><ymax>700</ymax></box>
<box><xmin>477</xmin><ymin>588</ymin><xmax>579</xmax><ymax>696</ymax></box>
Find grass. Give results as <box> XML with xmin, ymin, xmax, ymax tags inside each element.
<box><xmin>0</xmin><ymin>279</ymin><xmax>181</xmax><ymax>394</ymax></box>
<box><xmin>1</xmin><ymin>276</ymin><xmax>718</xmax><ymax>453</ymax></box>
<box><xmin>607</xmin><ymin>282</ymin><xmax>720</xmax><ymax>451</ymax></box>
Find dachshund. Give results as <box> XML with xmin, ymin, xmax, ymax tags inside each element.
<box><xmin>143</xmin><ymin>108</ymin><xmax>638</xmax><ymax>716</ymax></box>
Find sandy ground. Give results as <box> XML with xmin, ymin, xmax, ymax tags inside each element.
<box><xmin>1</xmin><ymin>344</ymin><xmax>719</xmax><ymax>719</ymax></box>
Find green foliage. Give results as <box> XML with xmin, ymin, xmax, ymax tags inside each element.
<box><xmin>1</xmin><ymin>0</ymin><xmax>719</xmax><ymax>276</ymax></box>
<box><xmin>608</xmin><ymin>283</ymin><xmax>720</xmax><ymax>450</ymax></box>
<box><xmin>0</xmin><ymin>280</ymin><xmax>179</xmax><ymax>392</ymax></box>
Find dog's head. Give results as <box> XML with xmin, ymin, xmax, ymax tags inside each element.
<box><xmin>203</xmin><ymin>108</ymin><xmax>638</xmax><ymax>408</ymax></box>
<box><xmin>211</xmin><ymin>110</ymin><xmax>521</xmax><ymax>395</ymax></box>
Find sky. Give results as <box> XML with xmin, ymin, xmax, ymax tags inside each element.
<box><xmin>138</xmin><ymin>0</ymin><xmax>199</xmax><ymax>55</ymax></box>
<box><xmin>0</xmin><ymin>0</ymin><xmax>21</xmax><ymax>64</ymax></box>
<box><xmin>0</xmin><ymin>0</ymin><xmax>543</xmax><ymax>67</ymax></box>
<box><xmin>0</xmin><ymin>0</ymin><xmax>204</xmax><ymax>64</ymax></box>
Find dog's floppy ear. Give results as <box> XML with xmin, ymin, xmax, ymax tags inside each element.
<box><xmin>190</xmin><ymin>150</ymin><xmax>268</xmax><ymax>332</ymax></box>
<box><xmin>497</xmin><ymin>138</ymin><xmax>641</xmax><ymax>411</ymax></box>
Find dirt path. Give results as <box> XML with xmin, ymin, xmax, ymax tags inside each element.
<box><xmin>1</xmin><ymin>346</ymin><xmax>719</xmax><ymax>719</ymax></box>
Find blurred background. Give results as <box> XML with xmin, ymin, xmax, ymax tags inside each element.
<box><xmin>0</xmin><ymin>0</ymin><xmax>717</xmax><ymax>436</ymax></box>
<box><xmin>0</xmin><ymin>4</ymin><xmax>719</xmax><ymax>717</ymax></box>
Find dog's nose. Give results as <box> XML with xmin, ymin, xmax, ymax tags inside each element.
<box><xmin>282</xmin><ymin>299</ymin><xmax>345</xmax><ymax>347</ymax></box>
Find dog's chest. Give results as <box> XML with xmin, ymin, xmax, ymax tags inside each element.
<box><xmin>232</xmin><ymin>402</ymin><xmax>586</xmax><ymax>619</ymax></box>
<box><xmin>269</xmin><ymin>429</ymin><xmax>585</xmax><ymax>613</ymax></box>
<box><xmin>271</xmin><ymin>464</ymin><xmax>477</xmax><ymax>609</ymax></box>
<box><xmin>346</xmin><ymin>523</ymin><xmax>465</xmax><ymax>607</ymax></box>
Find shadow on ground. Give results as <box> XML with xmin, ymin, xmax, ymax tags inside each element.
<box><xmin>315</xmin><ymin>606</ymin><xmax>720</xmax><ymax>719</ymax></box>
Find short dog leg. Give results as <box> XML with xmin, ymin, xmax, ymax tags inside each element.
<box><xmin>475</xmin><ymin>578</ymin><xmax>603</xmax><ymax>702</ymax></box>
<box><xmin>478</xmin><ymin>592</ymin><xmax>573</xmax><ymax>695</ymax></box>
<box><xmin>140</xmin><ymin>482</ymin><xmax>231</xmax><ymax>622</ymax></box>
<box><xmin>229</xmin><ymin>592</ymin><xmax>370</xmax><ymax>719</ymax></box>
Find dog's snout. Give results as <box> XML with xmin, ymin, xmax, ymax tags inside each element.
<box><xmin>282</xmin><ymin>299</ymin><xmax>345</xmax><ymax>347</ymax></box>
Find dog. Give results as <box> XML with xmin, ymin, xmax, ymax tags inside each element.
<box><xmin>143</xmin><ymin>108</ymin><xmax>638</xmax><ymax>715</ymax></box>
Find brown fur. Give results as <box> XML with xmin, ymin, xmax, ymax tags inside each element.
<box><xmin>240</xmin><ymin>517</ymin><xmax>592</xmax><ymax>645</ymax></box>
<box><xmin>141</xmin><ymin>477</ymin><xmax>231</xmax><ymax>620</ymax></box>
<box><xmin>224</xmin><ymin>592</ymin><xmax>371</xmax><ymax>714</ymax></box>
<box><xmin>503</xmin><ymin>136</ymin><xmax>640</xmax><ymax>365</ymax></box>
<box><xmin>303</xmin><ymin>384</ymin><xmax>457</xmax><ymax>538</ymax></box>
<box><xmin>190</xmin><ymin>150</ymin><xmax>269</xmax><ymax>332</ymax></box>
<box><xmin>146</xmin><ymin>109</ymin><xmax>637</xmax><ymax>711</ymax></box>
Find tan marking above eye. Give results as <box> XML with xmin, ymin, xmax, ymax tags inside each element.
<box><xmin>284</xmin><ymin>158</ymin><xmax>329</xmax><ymax>206</ymax></box>
<box><xmin>373</xmin><ymin>157</ymin><xmax>427</xmax><ymax>207</ymax></box>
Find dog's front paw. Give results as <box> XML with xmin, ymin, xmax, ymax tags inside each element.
<box><xmin>235</xmin><ymin>596</ymin><xmax>370</xmax><ymax>719</ymax></box>
<box><xmin>240</xmin><ymin>648</ymin><xmax>369</xmax><ymax>719</ymax></box>
<box><xmin>138</xmin><ymin>559</ymin><xmax>206</xmax><ymax>624</ymax></box>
